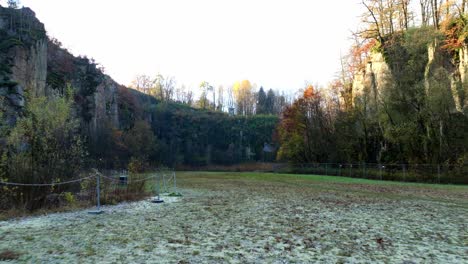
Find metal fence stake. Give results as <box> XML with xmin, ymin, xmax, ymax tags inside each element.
<box><xmin>379</xmin><ymin>165</ymin><xmax>383</xmax><ymax>181</ymax></box>
<box><xmin>437</xmin><ymin>164</ymin><xmax>441</xmax><ymax>184</ymax></box>
<box><xmin>173</xmin><ymin>171</ymin><xmax>177</xmax><ymax>193</ymax></box>
<box><xmin>152</xmin><ymin>173</ymin><xmax>164</xmax><ymax>203</ymax></box>
<box><xmin>402</xmin><ymin>164</ymin><xmax>406</xmax><ymax>182</ymax></box>
<box><xmin>89</xmin><ymin>172</ymin><xmax>103</xmax><ymax>214</ymax></box>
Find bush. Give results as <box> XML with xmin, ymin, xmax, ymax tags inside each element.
<box><xmin>0</xmin><ymin>93</ymin><xmax>85</xmax><ymax>210</ymax></box>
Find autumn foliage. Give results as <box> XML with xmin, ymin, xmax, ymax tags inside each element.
<box><xmin>277</xmin><ymin>85</ymin><xmax>334</xmax><ymax>163</ymax></box>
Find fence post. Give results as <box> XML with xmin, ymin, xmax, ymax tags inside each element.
<box><xmin>162</xmin><ymin>172</ymin><xmax>166</xmax><ymax>193</ymax></box>
<box><xmin>152</xmin><ymin>173</ymin><xmax>164</xmax><ymax>203</ymax></box>
<box><xmin>437</xmin><ymin>164</ymin><xmax>441</xmax><ymax>184</ymax></box>
<box><xmin>173</xmin><ymin>171</ymin><xmax>177</xmax><ymax>193</ymax></box>
<box><xmin>402</xmin><ymin>164</ymin><xmax>406</xmax><ymax>182</ymax></box>
<box><xmin>325</xmin><ymin>163</ymin><xmax>328</xmax><ymax>176</ymax></box>
<box><xmin>89</xmin><ymin>172</ymin><xmax>103</xmax><ymax>214</ymax></box>
<box><xmin>379</xmin><ymin>165</ymin><xmax>383</xmax><ymax>181</ymax></box>
<box><xmin>339</xmin><ymin>164</ymin><xmax>342</xmax><ymax>176</ymax></box>
<box><xmin>364</xmin><ymin>163</ymin><xmax>366</xmax><ymax>178</ymax></box>
<box><xmin>97</xmin><ymin>174</ymin><xmax>101</xmax><ymax>210</ymax></box>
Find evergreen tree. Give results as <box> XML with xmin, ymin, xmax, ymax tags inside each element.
<box><xmin>266</xmin><ymin>89</ymin><xmax>276</xmax><ymax>115</ymax></box>
<box><xmin>7</xmin><ymin>0</ymin><xmax>19</xmax><ymax>9</ymax></box>
<box><xmin>256</xmin><ymin>87</ymin><xmax>267</xmax><ymax>114</ymax></box>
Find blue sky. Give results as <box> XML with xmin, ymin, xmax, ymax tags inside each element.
<box><xmin>9</xmin><ymin>0</ymin><xmax>365</xmax><ymax>92</ymax></box>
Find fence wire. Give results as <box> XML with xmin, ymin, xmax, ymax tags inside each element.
<box><xmin>270</xmin><ymin>163</ymin><xmax>467</xmax><ymax>184</ymax></box>
<box><xmin>0</xmin><ymin>169</ymin><xmax>177</xmax><ymax>213</ymax></box>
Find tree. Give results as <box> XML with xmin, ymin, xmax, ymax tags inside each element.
<box><xmin>3</xmin><ymin>91</ymin><xmax>85</xmax><ymax>209</ymax></box>
<box><xmin>7</xmin><ymin>0</ymin><xmax>19</xmax><ymax>8</ymax></box>
<box><xmin>199</xmin><ymin>81</ymin><xmax>212</xmax><ymax>109</ymax></box>
<box><xmin>420</xmin><ymin>0</ymin><xmax>432</xmax><ymax>26</ymax></box>
<box><xmin>130</xmin><ymin>74</ymin><xmax>154</xmax><ymax>95</ymax></box>
<box><xmin>233</xmin><ymin>80</ymin><xmax>256</xmax><ymax>115</ymax></box>
<box><xmin>123</xmin><ymin>121</ymin><xmax>157</xmax><ymax>161</ymax></box>
<box><xmin>256</xmin><ymin>87</ymin><xmax>267</xmax><ymax>114</ymax></box>
<box><xmin>217</xmin><ymin>85</ymin><xmax>224</xmax><ymax>111</ymax></box>
<box><xmin>266</xmin><ymin>89</ymin><xmax>276</xmax><ymax>114</ymax></box>
<box><xmin>277</xmin><ymin>85</ymin><xmax>334</xmax><ymax>163</ymax></box>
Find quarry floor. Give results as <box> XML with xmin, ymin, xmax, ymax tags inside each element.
<box><xmin>0</xmin><ymin>172</ymin><xmax>467</xmax><ymax>263</ymax></box>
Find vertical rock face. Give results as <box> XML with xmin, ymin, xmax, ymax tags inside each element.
<box><xmin>424</xmin><ymin>41</ymin><xmax>465</xmax><ymax>114</ymax></box>
<box><xmin>353</xmin><ymin>43</ymin><xmax>467</xmax><ymax>116</ymax></box>
<box><xmin>0</xmin><ymin>6</ymin><xmax>120</xmax><ymax>137</ymax></box>
<box><xmin>459</xmin><ymin>45</ymin><xmax>468</xmax><ymax>114</ymax></box>
<box><xmin>352</xmin><ymin>52</ymin><xmax>393</xmax><ymax>109</ymax></box>
<box><xmin>10</xmin><ymin>38</ymin><xmax>47</xmax><ymax>97</ymax></box>
<box><xmin>0</xmin><ymin>6</ymin><xmax>47</xmax><ymax>125</ymax></box>
<box><xmin>90</xmin><ymin>76</ymin><xmax>120</xmax><ymax>135</ymax></box>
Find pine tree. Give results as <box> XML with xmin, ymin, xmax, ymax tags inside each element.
<box><xmin>266</xmin><ymin>89</ymin><xmax>276</xmax><ymax>114</ymax></box>
<box><xmin>256</xmin><ymin>87</ymin><xmax>267</xmax><ymax>114</ymax></box>
<box><xmin>7</xmin><ymin>0</ymin><xmax>19</xmax><ymax>9</ymax></box>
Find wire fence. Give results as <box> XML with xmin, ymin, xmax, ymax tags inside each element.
<box><xmin>270</xmin><ymin>163</ymin><xmax>468</xmax><ymax>185</ymax></box>
<box><xmin>177</xmin><ymin>162</ymin><xmax>467</xmax><ymax>184</ymax></box>
<box><xmin>0</xmin><ymin>168</ymin><xmax>178</xmax><ymax>214</ymax></box>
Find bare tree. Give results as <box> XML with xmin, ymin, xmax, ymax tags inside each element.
<box><xmin>420</xmin><ymin>0</ymin><xmax>432</xmax><ymax>26</ymax></box>
<box><xmin>217</xmin><ymin>85</ymin><xmax>224</xmax><ymax>111</ymax></box>
<box><xmin>161</xmin><ymin>76</ymin><xmax>175</xmax><ymax>101</ymax></box>
<box><xmin>130</xmin><ymin>75</ymin><xmax>154</xmax><ymax>94</ymax></box>
<box><xmin>362</xmin><ymin>0</ymin><xmax>385</xmax><ymax>42</ymax></box>
<box><xmin>400</xmin><ymin>0</ymin><xmax>411</xmax><ymax>30</ymax></box>
<box><xmin>431</xmin><ymin>0</ymin><xmax>442</xmax><ymax>29</ymax></box>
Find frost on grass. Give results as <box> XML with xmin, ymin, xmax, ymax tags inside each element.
<box><xmin>0</xmin><ymin>176</ymin><xmax>467</xmax><ymax>263</ymax></box>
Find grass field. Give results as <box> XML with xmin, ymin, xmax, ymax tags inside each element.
<box><xmin>1</xmin><ymin>172</ymin><xmax>467</xmax><ymax>263</ymax></box>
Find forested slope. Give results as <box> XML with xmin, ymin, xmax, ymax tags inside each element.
<box><xmin>0</xmin><ymin>5</ymin><xmax>279</xmax><ymax>179</ymax></box>
<box><xmin>277</xmin><ymin>2</ymin><xmax>467</xmax><ymax>168</ymax></box>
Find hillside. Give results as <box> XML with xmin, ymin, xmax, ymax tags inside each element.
<box><xmin>0</xmin><ymin>5</ymin><xmax>278</xmax><ymax>171</ymax></box>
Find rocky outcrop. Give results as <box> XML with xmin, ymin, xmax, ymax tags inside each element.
<box><xmin>353</xmin><ymin>42</ymin><xmax>467</xmax><ymax>116</ymax></box>
<box><xmin>424</xmin><ymin>41</ymin><xmax>467</xmax><ymax>114</ymax></box>
<box><xmin>459</xmin><ymin>45</ymin><xmax>468</xmax><ymax>114</ymax></box>
<box><xmin>0</xmin><ymin>5</ymin><xmax>120</xmax><ymax>137</ymax></box>
<box><xmin>0</xmin><ymin>6</ymin><xmax>47</xmax><ymax>125</ymax></box>
<box><xmin>9</xmin><ymin>38</ymin><xmax>47</xmax><ymax>97</ymax></box>
<box><xmin>352</xmin><ymin>52</ymin><xmax>393</xmax><ymax>108</ymax></box>
<box><xmin>90</xmin><ymin>76</ymin><xmax>120</xmax><ymax>135</ymax></box>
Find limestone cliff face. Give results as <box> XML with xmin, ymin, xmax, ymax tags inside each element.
<box><xmin>90</xmin><ymin>76</ymin><xmax>120</xmax><ymax>135</ymax></box>
<box><xmin>0</xmin><ymin>6</ymin><xmax>47</xmax><ymax>125</ymax></box>
<box><xmin>459</xmin><ymin>45</ymin><xmax>468</xmax><ymax>114</ymax></box>
<box><xmin>0</xmin><ymin>5</ymin><xmax>120</xmax><ymax>137</ymax></box>
<box><xmin>352</xmin><ymin>52</ymin><xmax>393</xmax><ymax>108</ymax></box>
<box><xmin>10</xmin><ymin>37</ymin><xmax>47</xmax><ymax>97</ymax></box>
<box><xmin>425</xmin><ymin>42</ymin><xmax>467</xmax><ymax>114</ymax></box>
<box><xmin>353</xmin><ymin>43</ymin><xmax>467</xmax><ymax>115</ymax></box>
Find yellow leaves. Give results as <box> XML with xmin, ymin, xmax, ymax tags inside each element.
<box><xmin>233</xmin><ymin>80</ymin><xmax>252</xmax><ymax>95</ymax></box>
<box><xmin>232</xmin><ymin>79</ymin><xmax>256</xmax><ymax>115</ymax></box>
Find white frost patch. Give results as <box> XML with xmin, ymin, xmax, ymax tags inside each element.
<box><xmin>0</xmin><ymin>188</ymin><xmax>466</xmax><ymax>263</ymax></box>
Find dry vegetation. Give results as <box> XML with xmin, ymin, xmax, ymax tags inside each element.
<box><xmin>0</xmin><ymin>172</ymin><xmax>467</xmax><ymax>263</ymax></box>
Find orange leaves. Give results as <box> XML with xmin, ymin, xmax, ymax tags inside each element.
<box><xmin>303</xmin><ymin>85</ymin><xmax>315</xmax><ymax>99</ymax></box>
<box><xmin>441</xmin><ymin>17</ymin><xmax>467</xmax><ymax>52</ymax></box>
<box><xmin>352</xmin><ymin>39</ymin><xmax>377</xmax><ymax>63</ymax></box>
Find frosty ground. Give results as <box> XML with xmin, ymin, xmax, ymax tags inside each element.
<box><xmin>1</xmin><ymin>172</ymin><xmax>467</xmax><ymax>263</ymax></box>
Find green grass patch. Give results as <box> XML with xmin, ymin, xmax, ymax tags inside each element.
<box><xmin>179</xmin><ymin>171</ymin><xmax>468</xmax><ymax>190</ymax></box>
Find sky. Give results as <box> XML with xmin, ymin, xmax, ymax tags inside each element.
<box><xmin>8</xmin><ymin>0</ymin><xmax>365</xmax><ymax>92</ymax></box>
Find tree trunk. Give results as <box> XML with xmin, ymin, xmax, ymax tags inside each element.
<box><xmin>432</xmin><ymin>0</ymin><xmax>439</xmax><ymax>29</ymax></box>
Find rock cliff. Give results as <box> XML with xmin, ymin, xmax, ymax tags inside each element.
<box><xmin>0</xmin><ymin>5</ymin><xmax>121</xmax><ymax>137</ymax></box>
<box><xmin>353</xmin><ymin>40</ymin><xmax>467</xmax><ymax>115</ymax></box>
